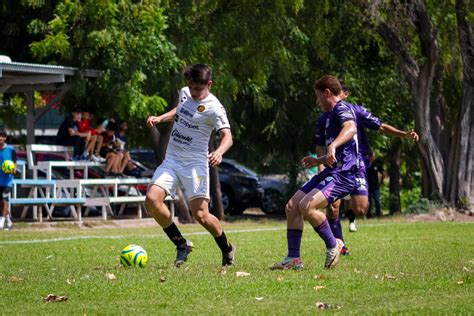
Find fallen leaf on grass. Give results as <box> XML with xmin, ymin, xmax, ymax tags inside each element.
<box><xmin>354</xmin><ymin>268</ymin><xmax>361</xmax><ymax>274</ymax></box>
<box><xmin>315</xmin><ymin>302</ymin><xmax>341</xmax><ymax>310</ymax></box>
<box><xmin>45</xmin><ymin>255</ymin><xmax>53</xmax><ymax>260</ymax></box>
<box><xmin>65</xmin><ymin>278</ymin><xmax>75</xmax><ymax>285</ymax></box>
<box><xmin>276</xmin><ymin>276</ymin><xmax>284</xmax><ymax>281</ymax></box>
<box><xmin>462</xmin><ymin>267</ymin><xmax>470</xmax><ymax>273</ymax></box>
<box><xmin>313</xmin><ymin>285</ymin><xmax>326</xmax><ymax>290</ymax></box>
<box><xmin>383</xmin><ymin>274</ymin><xmax>397</xmax><ymax>280</ymax></box>
<box><xmin>8</xmin><ymin>276</ymin><xmax>23</xmax><ymax>282</ymax></box>
<box><xmin>160</xmin><ymin>277</ymin><xmax>166</xmax><ymax>283</ymax></box>
<box><xmin>236</xmin><ymin>271</ymin><xmax>250</xmax><ymax>277</ymax></box>
<box><xmin>457</xmin><ymin>281</ymin><xmax>464</xmax><ymax>285</ymax></box>
<box><xmin>105</xmin><ymin>273</ymin><xmax>116</xmax><ymax>280</ymax></box>
<box><xmin>255</xmin><ymin>297</ymin><xmax>264</xmax><ymax>301</ymax></box>
<box><xmin>44</xmin><ymin>294</ymin><xmax>68</xmax><ymax>303</ymax></box>
<box><xmin>217</xmin><ymin>267</ymin><xmax>227</xmax><ymax>275</ymax></box>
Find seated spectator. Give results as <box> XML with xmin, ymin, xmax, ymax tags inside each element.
<box><xmin>115</xmin><ymin>120</ymin><xmax>131</xmax><ymax>177</ymax></box>
<box><xmin>98</xmin><ymin>122</ymin><xmax>122</xmax><ymax>177</ymax></box>
<box><xmin>56</xmin><ymin>107</ymin><xmax>90</xmax><ymax>160</ymax></box>
<box><xmin>86</xmin><ymin>117</ymin><xmax>108</xmax><ymax>162</ymax></box>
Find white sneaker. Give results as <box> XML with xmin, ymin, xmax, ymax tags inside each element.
<box><xmin>349</xmin><ymin>221</ymin><xmax>357</xmax><ymax>232</ymax></box>
<box><xmin>6</xmin><ymin>215</ymin><xmax>13</xmax><ymax>230</ymax></box>
<box><xmin>324</xmin><ymin>238</ymin><xmax>344</xmax><ymax>269</ymax></box>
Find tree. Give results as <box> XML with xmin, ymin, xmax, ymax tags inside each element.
<box><xmin>361</xmin><ymin>0</ymin><xmax>472</xmax><ymax>209</ymax></box>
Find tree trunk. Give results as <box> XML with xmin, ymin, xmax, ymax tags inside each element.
<box><xmin>208</xmin><ymin>132</ymin><xmax>224</xmax><ymax>220</ymax></box>
<box><xmin>388</xmin><ymin>139</ymin><xmax>401</xmax><ymax>214</ymax></box>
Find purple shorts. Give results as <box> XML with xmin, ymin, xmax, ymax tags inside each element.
<box><xmin>299</xmin><ymin>169</ymin><xmax>356</xmax><ymax>205</ymax></box>
<box><xmin>350</xmin><ymin>167</ymin><xmax>369</xmax><ymax>197</ymax></box>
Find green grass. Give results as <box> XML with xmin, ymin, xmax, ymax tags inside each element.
<box><xmin>1</xmin><ymin>219</ymin><xmax>473</xmax><ymax>314</ymax></box>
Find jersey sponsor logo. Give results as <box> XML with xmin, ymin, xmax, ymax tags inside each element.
<box><xmin>197</xmin><ymin>105</ymin><xmax>205</xmax><ymax>112</ymax></box>
<box><xmin>179</xmin><ymin>118</ymin><xmax>199</xmax><ymax>130</ymax></box>
<box><xmin>171</xmin><ymin>129</ymin><xmax>193</xmax><ymax>145</ymax></box>
<box><xmin>179</xmin><ymin>106</ymin><xmax>194</xmax><ymax>118</ymax></box>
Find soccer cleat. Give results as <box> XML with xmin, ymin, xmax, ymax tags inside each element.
<box><xmin>270</xmin><ymin>257</ymin><xmax>304</xmax><ymax>270</ymax></box>
<box><xmin>349</xmin><ymin>221</ymin><xmax>357</xmax><ymax>232</ymax></box>
<box><xmin>324</xmin><ymin>238</ymin><xmax>344</xmax><ymax>269</ymax></box>
<box><xmin>174</xmin><ymin>240</ymin><xmax>193</xmax><ymax>267</ymax></box>
<box><xmin>222</xmin><ymin>243</ymin><xmax>236</xmax><ymax>267</ymax></box>
<box><xmin>341</xmin><ymin>245</ymin><xmax>350</xmax><ymax>256</ymax></box>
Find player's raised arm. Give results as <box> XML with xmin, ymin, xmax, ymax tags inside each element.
<box><xmin>147</xmin><ymin>107</ymin><xmax>178</xmax><ymax>127</ymax></box>
<box><xmin>301</xmin><ymin>154</ymin><xmax>327</xmax><ymax>169</ymax></box>
<box><xmin>208</xmin><ymin>128</ymin><xmax>233</xmax><ymax>167</ymax></box>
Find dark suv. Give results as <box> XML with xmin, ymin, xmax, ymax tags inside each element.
<box><xmin>218</xmin><ymin>159</ymin><xmax>264</xmax><ymax>215</ymax></box>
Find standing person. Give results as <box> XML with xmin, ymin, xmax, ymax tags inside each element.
<box><xmin>145</xmin><ymin>63</ymin><xmax>235</xmax><ymax>267</ymax></box>
<box><xmin>367</xmin><ymin>152</ymin><xmax>384</xmax><ymax>218</ymax></box>
<box><xmin>56</xmin><ymin>107</ymin><xmax>90</xmax><ymax>160</ymax></box>
<box><xmin>271</xmin><ymin>75</ymin><xmax>358</xmax><ymax>270</ymax></box>
<box><xmin>0</xmin><ymin>129</ymin><xmax>16</xmax><ymax>230</ymax></box>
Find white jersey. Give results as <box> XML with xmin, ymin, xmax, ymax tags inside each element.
<box><xmin>166</xmin><ymin>87</ymin><xmax>230</xmax><ymax>161</ymax></box>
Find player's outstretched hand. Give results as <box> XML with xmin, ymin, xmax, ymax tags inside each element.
<box><xmin>301</xmin><ymin>156</ymin><xmax>318</xmax><ymax>168</ymax></box>
<box><xmin>406</xmin><ymin>130</ymin><xmax>419</xmax><ymax>142</ymax></box>
<box><xmin>147</xmin><ymin>116</ymin><xmax>161</xmax><ymax>127</ymax></box>
<box><xmin>208</xmin><ymin>151</ymin><xmax>223</xmax><ymax>167</ymax></box>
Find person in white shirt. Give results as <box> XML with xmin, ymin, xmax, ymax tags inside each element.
<box><xmin>146</xmin><ymin>64</ymin><xmax>235</xmax><ymax>267</ymax></box>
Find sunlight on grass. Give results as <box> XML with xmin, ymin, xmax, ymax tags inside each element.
<box><xmin>0</xmin><ymin>220</ymin><xmax>473</xmax><ymax>314</ymax></box>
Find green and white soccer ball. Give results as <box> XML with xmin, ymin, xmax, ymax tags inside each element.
<box><xmin>120</xmin><ymin>245</ymin><xmax>148</xmax><ymax>268</ymax></box>
<box><xmin>1</xmin><ymin>160</ymin><xmax>15</xmax><ymax>174</ymax></box>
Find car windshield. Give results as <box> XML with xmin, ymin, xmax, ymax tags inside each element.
<box><xmin>225</xmin><ymin>160</ymin><xmax>257</xmax><ymax>177</ymax></box>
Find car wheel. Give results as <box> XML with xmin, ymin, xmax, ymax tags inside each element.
<box><xmin>261</xmin><ymin>189</ymin><xmax>285</xmax><ymax>214</ymax></box>
<box><xmin>221</xmin><ymin>188</ymin><xmax>246</xmax><ymax>215</ymax></box>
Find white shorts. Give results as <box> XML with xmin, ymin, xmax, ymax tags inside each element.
<box><xmin>150</xmin><ymin>158</ymin><xmax>209</xmax><ymax>200</ymax></box>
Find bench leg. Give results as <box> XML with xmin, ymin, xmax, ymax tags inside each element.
<box><xmin>102</xmin><ymin>205</ymin><xmax>107</xmax><ymax>221</ymax></box>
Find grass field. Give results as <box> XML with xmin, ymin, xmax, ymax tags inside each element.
<box><xmin>0</xmin><ymin>218</ymin><xmax>473</xmax><ymax>314</ymax></box>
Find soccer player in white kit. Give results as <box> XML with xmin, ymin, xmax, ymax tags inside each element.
<box><xmin>145</xmin><ymin>64</ymin><xmax>235</xmax><ymax>267</ymax></box>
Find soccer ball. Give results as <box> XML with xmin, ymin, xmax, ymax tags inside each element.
<box><xmin>120</xmin><ymin>245</ymin><xmax>148</xmax><ymax>268</ymax></box>
<box><xmin>1</xmin><ymin>160</ymin><xmax>15</xmax><ymax>174</ymax></box>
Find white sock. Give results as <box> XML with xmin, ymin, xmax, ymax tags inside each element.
<box><xmin>0</xmin><ymin>216</ymin><xmax>5</xmax><ymax>229</ymax></box>
<box><xmin>6</xmin><ymin>215</ymin><xmax>12</xmax><ymax>226</ymax></box>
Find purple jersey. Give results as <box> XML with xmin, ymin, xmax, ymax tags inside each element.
<box><xmin>316</xmin><ymin>103</ymin><xmax>382</xmax><ymax>171</ymax></box>
<box><xmin>350</xmin><ymin>104</ymin><xmax>382</xmax><ymax>168</ymax></box>
<box><xmin>318</xmin><ymin>101</ymin><xmax>358</xmax><ymax>172</ymax></box>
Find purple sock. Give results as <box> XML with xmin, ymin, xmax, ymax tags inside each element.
<box><xmin>328</xmin><ymin>218</ymin><xmax>344</xmax><ymax>242</ymax></box>
<box><xmin>287</xmin><ymin>229</ymin><xmax>303</xmax><ymax>258</ymax></box>
<box><xmin>314</xmin><ymin>220</ymin><xmax>337</xmax><ymax>249</ymax></box>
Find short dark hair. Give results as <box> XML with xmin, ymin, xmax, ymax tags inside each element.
<box><xmin>338</xmin><ymin>78</ymin><xmax>349</xmax><ymax>92</ymax></box>
<box><xmin>183</xmin><ymin>63</ymin><xmax>212</xmax><ymax>84</ymax></box>
<box><xmin>0</xmin><ymin>129</ymin><xmax>6</xmax><ymax>137</ymax></box>
<box><xmin>314</xmin><ymin>75</ymin><xmax>342</xmax><ymax>96</ymax></box>
<box><xmin>72</xmin><ymin>107</ymin><xmax>82</xmax><ymax>113</ymax></box>
<box><xmin>106</xmin><ymin>121</ymin><xmax>117</xmax><ymax>131</ymax></box>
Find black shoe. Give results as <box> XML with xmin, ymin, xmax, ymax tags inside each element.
<box><xmin>174</xmin><ymin>240</ymin><xmax>193</xmax><ymax>267</ymax></box>
<box><xmin>222</xmin><ymin>243</ymin><xmax>236</xmax><ymax>267</ymax></box>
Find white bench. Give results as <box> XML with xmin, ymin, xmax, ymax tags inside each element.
<box><xmin>12</xmin><ymin>179</ymin><xmax>57</xmax><ymax>220</ymax></box>
<box><xmin>26</xmin><ymin>144</ymin><xmax>104</xmax><ymax>180</ymax></box>
<box><xmin>56</xmin><ymin>178</ymin><xmax>175</xmax><ymax>220</ymax></box>
<box><xmin>9</xmin><ymin>197</ymin><xmax>86</xmax><ymax>222</ymax></box>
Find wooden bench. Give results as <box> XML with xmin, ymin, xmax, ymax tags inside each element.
<box><xmin>26</xmin><ymin>144</ymin><xmax>104</xmax><ymax>180</ymax></box>
<box><xmin>9</xmin><ymin>197</ymin><xmax>86</xmax><ymax>222</ymax></box>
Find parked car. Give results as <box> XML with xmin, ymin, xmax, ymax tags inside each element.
<box><xmin>218</xmin><ymin>159</ymin><xmax>264</xmax><ymax>215</ymax></box>
<box><xmin>129</xmin><ymin>150</ymin><xmax>264</xmax><ymax>215</ymax></box>
<box><xmin>259</xmin><ymin>174</ymin><xmax>290</xmax><ymax>214</ymax></box>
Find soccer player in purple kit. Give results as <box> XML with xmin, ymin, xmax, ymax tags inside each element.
<box><xmin>271</xmin><ymin>75</ymin><xmax>358</xmax><ymax>270</ymax></box>
<box><xmin>310</xmin><ymin>80</ymin><xmax>419</xmax><ymax>255</ymax></box>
